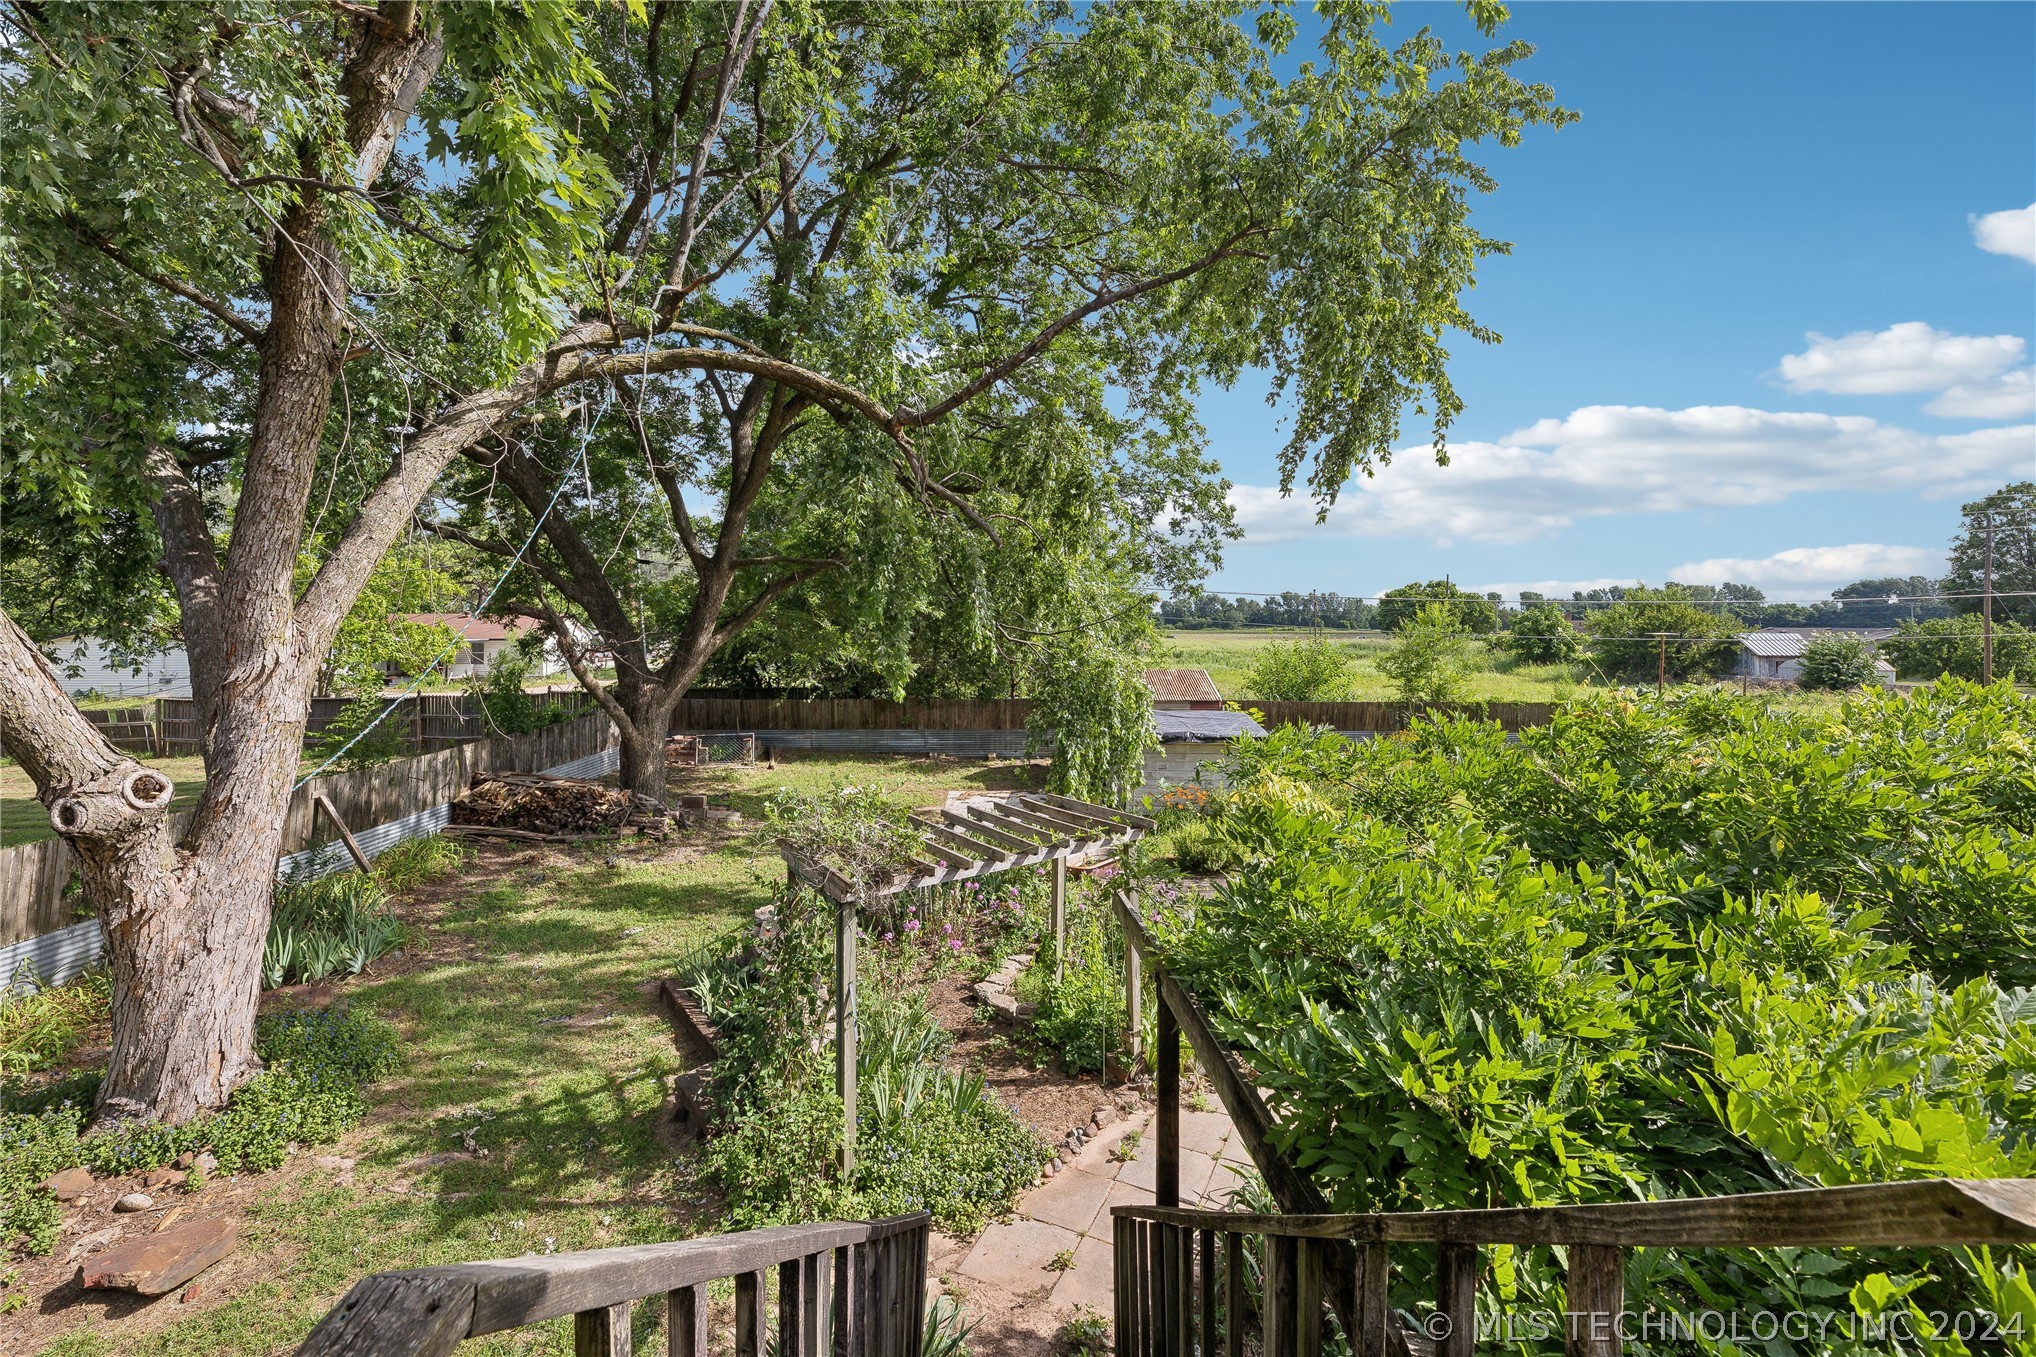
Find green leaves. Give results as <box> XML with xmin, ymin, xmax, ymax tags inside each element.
<box><xmin>1158</xmin><ymin>681</ymin><xmax>2036</xmax><ymax>1335</ymax></box>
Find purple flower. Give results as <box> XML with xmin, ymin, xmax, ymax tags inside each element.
<box><xmin>882</xmin><ymin>931</ymin><xmax>895</xmax><ymax>943</ymax></box>
<box><xmin>943</xmin><ymin>922</ymin><xmax>954</xmax><ymax>934</ymax></box>
<box><xmin>948</xmin><ymin>939</ymin><xmax>963</xmax><ymax>951</ymax></box>
<box><xmin>905</xmin><ymin>919</ymin><xmax>921</xmax><ymax>933</ymax></box>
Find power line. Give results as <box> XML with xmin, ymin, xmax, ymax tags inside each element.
<box><xmin>293</xmin><ymin>390</ymin><xmax>616</xmax><ymax>788</ymax></box>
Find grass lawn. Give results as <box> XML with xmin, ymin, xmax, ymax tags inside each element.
<box><xmin>5</xmin><ymin>752</ymin><xmax>1043</xmax><ymax>1357</ymax></box>
<box><xmin>1161</xmin><ymin>628</ymin><xmax>1606</xmax><ymax>703</ymax></box>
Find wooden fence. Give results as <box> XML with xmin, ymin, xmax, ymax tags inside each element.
<box><xmin>671</xmin><ymin>698</ymin><xmax>1556</xmax><ymax>734</ymax></box>
<box><xmin>1</xmin><ymin>712</ymin><xmax>616</xmax><ymax>950</ymax></box>
<box><xmin>82</xmin><ymin>690</ymin><xmax>591</xmax><ymax>757</ymax></box>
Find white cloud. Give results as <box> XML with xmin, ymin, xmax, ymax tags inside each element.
<box><xmin>1663</xmin><ymin>543</ymin><xmax>1945</xmax><ymax>595</ymax></box>
<box><xmin>1775</xmin><ymin>322</ymin><xmax>2024</xmax><ymax>395</ymax></box>
<box><xmin>1227</xmin><ymin>404</ymin><xmax>2036</xmax><ymax>546</ymax></box>
<box><xmin>1926</xmin><ymin>367</ymin><xmax>2036</xmax><ymax>420</ymax></box>
<box><xmin>1972</xmin><ymin>203</ymin><xmax>2036</xmax><ymax>264</ymax></box>
<box><xmin>1464</xmin><ymin>576</ymin><xmax>1653</xmax><ymax>599</ymax></box>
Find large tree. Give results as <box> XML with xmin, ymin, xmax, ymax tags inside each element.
<box><xmin>1943</xmin><ymin>482</ymin><xmax>2036</xmax><ymax>628</ymax></box>
<box><xmin>412</xmin><ymin>0</ymin><xmax>1572</xmax><ymax>792</ymax></box>
<box><xmin>0</xmin><ymin>0</ymin><xmax>1568</xmax><ymax>1124</ymax></box>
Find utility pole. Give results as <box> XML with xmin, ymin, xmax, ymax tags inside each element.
<box><xmin>1981</xmin><ymin>512</ymin><xmax>1996</xmax><ymax>685</ymax></box>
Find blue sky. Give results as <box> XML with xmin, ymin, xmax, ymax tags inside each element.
<box><xmin>1201</xmin><ymin>1</ymin><xmax>2036</xmax><ymax>603</ymax></box>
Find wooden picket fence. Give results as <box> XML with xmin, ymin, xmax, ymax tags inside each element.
<box><xmin>82</xmin><ymin>690</ymin><xmax>590</xmax><ymax>757</ymax></box>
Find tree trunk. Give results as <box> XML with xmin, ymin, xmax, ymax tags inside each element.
<box><xmin>612</xmin><ymin>678</ymin><xmax>681</xmax><ymax>799</ymax></box>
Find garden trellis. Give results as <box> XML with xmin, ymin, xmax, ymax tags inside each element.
<box><xmin>777</xmin><ymin>792</ymin><xmax>1152</xmax><ymax>1175</ymax></box>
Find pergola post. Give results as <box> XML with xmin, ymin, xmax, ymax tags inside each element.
<box><xmin>836</xmin><ymin>891</ymin><xmax>858</xmax><ymax>1179</ymax></box>
<box><xmin>1051</xmin><ymin>854</ymin><xmax>1068</xmax><ymax>982</ymax></box>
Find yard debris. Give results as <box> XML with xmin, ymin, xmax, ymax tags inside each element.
<box><xmin>81</xmin><ymin>1218</ymin><xmax>238</xmax><ymax>1296</ymax></box>
<box><xmin>446</xmin><ymin>772</ymin><xmax>670</xmax><ymax>840</ymax></box>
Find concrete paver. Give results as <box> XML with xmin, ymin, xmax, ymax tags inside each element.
<box><xmin>1025</xmin><ymin>1165</ymin><xmax>1116</xmax><ymax>1234</ymax></box>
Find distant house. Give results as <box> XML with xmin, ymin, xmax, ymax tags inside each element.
<box><xmin>1142</xmin><ymin>668</ymin><xmax>1224</xmax><ymax>710</ymax></box>
<box><xmin>1734</xmin><ymin>630</ymin><xmax>1896</xmax><ymax>685</ymax></box>
<box><xmin>41</xmin><ymin>636</ymin><xmax>192</xmax><ymax>699</ymax></box>
<box><xmin>1136</xmin><ymin>708</ymin><xmax>1267</xmax><ymax>803</ymax></box>
<box><xmin>395</xmin><ymin>613</ymin><xmax>569</xmax><ymax>680</ymax></box>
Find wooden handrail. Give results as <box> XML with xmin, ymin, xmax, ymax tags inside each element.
<box><xmin>297</xmin><ymin>1213</ymin><xmax>930</xmax><ymax>1357</ymax></box>
<box><xmin>1113</xmin><ymin>1177</ymin><xmax>2036</xmax><ymax>1247</ymax></box>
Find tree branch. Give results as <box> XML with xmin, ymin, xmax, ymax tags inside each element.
<box><xmin>81</xmin><ymin>229</ymin><xmax>263</xmax><ymax>343</ymax></box>
<box><xmin>144</xmin><ymin>446</ymin><xmax>227</xmax><ymax>733</ymax></box>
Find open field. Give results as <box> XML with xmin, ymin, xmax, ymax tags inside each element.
<box><xmin>1161</xmin><ymin>628</ymin><xmax>1603</xmax><ymax>702</ymax></box>
<box><xmin>2</xmin><ymin>753</ymin><xmax>1048</xmax><ymax>1356</ymax></box>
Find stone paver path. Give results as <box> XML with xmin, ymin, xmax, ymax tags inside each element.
<box><xmin>936</xmin><ymin>1103</ymin><xmax>1251</xmax><ymax>1356</ymax></box>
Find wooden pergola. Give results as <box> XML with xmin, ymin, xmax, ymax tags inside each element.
<box><xmin>778</xmin><ymin>792</ymin><xmax>1153</xmax><ymax>1174</ymax></box>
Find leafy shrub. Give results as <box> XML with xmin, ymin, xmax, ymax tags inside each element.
<box><xmin>472</xmin><ymin>647</ymin><xmax>572</xmax><ymax>735</ymax></box>
<box><xmin>1374</xmin><ymin>604</ymin><xmax>1473</xmax><ymax>706</ymax></box>
<box><xmin>1025</xmin><ymin>638</ymin><xmax>1157</xmax><ymax>806</ymax></box>
<box><xmin>1376</xmin><ymin>581</ymin><xmax>1499</xmax><ymax>634</ymax></box>
<box><xmin>0</xmin><ymin>971</ymin><xmax>107</xmax><ymax>1078</ymax></box>
<box><xmin>1</xmin><ymin>1005</ymin><xmax>399</xmax><ymax>1254</ymax></box>
<box><xmin>265</xmin><ymin>871</ymin><xmax>406</xmax><ymax>988</ymax></box>
<box><xmin>308</xmin><ymin>689</ymin><xmax>412</xmax><ymax>771</ymax></box>
<box><xmin>1158</xmin><ymin>682</ymin><xmax>2036</xmax><ymax>1336</ymax></box>
<box><xmin>1882</xmin><ymin>613</ymin><xmax>2036</xmax><ymax>683</ymax></box>
<box><xmin>1498</xmin><ymin>603</ymin><xmax>1583</xmax><ymax>663</ymax></box>
<box><xmin>1026</xmin><ymin>906</ymin><xmax>1128</xmax><ymax>1075</ymax></box>
<box><xmin>695</xmin><ymin>881</ymin><xmax>1047</xmax><ymax>1233</ymax></box>
<box><xmin>1799</xmin><ymin>634</ymin><xmax>1877</xmax><ymax>690</ymax></box>
<box><xmin>1584</xmin><ymin>588</ymin><xmax>1742</xmax><ymax>679</ymax></box>
<box><xmin>1242</xmin><ymin>635</ymin><xmax>1354</xmax><ymax>701</ymax></box>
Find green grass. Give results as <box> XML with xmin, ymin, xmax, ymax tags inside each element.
<box><xmin>1161</xmin><ymin>629</ymin><xmax>1602</xmax><ymax>703</ymax></box>
<box><xmin>22</xmin><ymin>753</ymin><xmax>1043</xmax><ymax>1357</ymax></box>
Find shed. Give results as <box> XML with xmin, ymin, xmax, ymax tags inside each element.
<box><xmin>1142</xmin><ymin>668</ymin><xmax>1224</xmax><ymax>710</ymax></box>
<box><xmin>1137</xmin><ymin>708</ymin><xmax>1267</xmax><ymax>803</ymax></box>
<box><xmin>1734</xmin><ymin>630</ymin><xmax>1896</xmax><ymax>685</ymax></box>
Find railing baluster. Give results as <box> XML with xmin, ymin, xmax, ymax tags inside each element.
<box><xmin>1436</xmin><ymin>1244</ymin><xmax>1477</xmax><ymax>1357</ymax></box>
<box><xmin>1123</xmin><ymin>1212</ymin><xmax>1140</xmax><ymax>1350</ymax></box>
<box><xmin>833</xmin><ymin>1244</ymin><xmax>853</xmax><ymax>1357</ymax></box>
<box><xmin>907</xmin><ymin>1223</ymin><xmax>928</xmax><ymax>1357</ymax></box>
<box><xmin>576</xmin><ymin>1300</ymin><xmax>631</xmax><ymax>1357</ymax></box>
<box><xmin>669</xmin><ymin>1284</ymin><xmax>707</xmax><ymax>1357</ymax></box>
<box><xmin>1565</xmin><ymin>1245</ymin><xmax>1625</xmax><ymax>1357</ymax></box>
<box><xmin>1351</xmin><ymin>1243</ymin><xmax>1389</xmax><ymax>1357</ymax></box>
<box><xmin>1157</xmin><ymin>999</ymin><xmax>1181</xmax><ymax>1207</ymax></box>
<box><xmin>803</xmin><ymin>1251</ymin><xmax>828</xmax><ymax>1357</ymax></box>
<box><xmin>1262</xmin><ymin>1234</ymin><xmax>1297</xmax><ymax>1357</ymax></box>
<box><xmin>1223</xmin><ymin>1233</ymin><xmax>1243</xmax><ymax>1357</ymax></box>
<box><xmin>781</xmin><ymin>1256</ymin><xmax>808</xmax><ymax>1357</ymax></box>
<box><xmin>1136</xmin><ymin>1220</ymin><xmax>1154</xmax><ymax>1357</ymax></box>
<box><xmin>1296</xmin><ymin>1240</ymin><xmax>1324</xmax><ymax>1357</ymax></box>
<box><xmin>1198</xmin><ymin>1229</ymin><xmax>1217</xmax><ymax>1357</ymax></box>
<box><xmin>736</xmin><ymin>1270</ymin><xmax>767</xmax><ymax>1357</ymax></box>
<box><xmin>1172</xmin><ymin>1224</ymin><xmax>1192</xmax><ymax>1357</ymax></box>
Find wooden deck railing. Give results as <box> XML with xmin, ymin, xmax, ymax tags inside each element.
<box><xmin>295</xmin><ymin>1212</ymin><xmax>930</xmax><ymax>1357</ymax></box>
<box><xmin>1113</xmin><ymin>1181</ymin><xmax>2036</xmax><ymax>1357</ymax></box>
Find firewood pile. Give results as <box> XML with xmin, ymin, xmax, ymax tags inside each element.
<box><xmin>446</xmin><ymin>773</ymin><xmax>670</xmax><ymax>841</ymax></box>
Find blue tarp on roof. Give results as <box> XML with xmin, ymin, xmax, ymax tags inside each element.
<box><xmin>1153</xmin><ymin>709</ymin><xmax>1266</xmax><ymax>742</ymax></box>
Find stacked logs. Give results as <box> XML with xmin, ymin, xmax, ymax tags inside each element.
<box><xmin>446</xmin><ymin>773</ymin><xmax>669</xmax><ymax>841</ymax></box>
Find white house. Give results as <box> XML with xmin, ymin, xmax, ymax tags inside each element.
<box><xmin>41</xmin><ymin>636</ymin><xmax>193</xmax><ymax>699</ymax></box>
<box><xmin>394</xmin><ymin>613</ymin><xmax>571</xmax><ymax>680</ymax></box>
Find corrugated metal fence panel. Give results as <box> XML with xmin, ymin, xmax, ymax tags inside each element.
<box><xmin>1</xmin><ymin>714</ymin><xmax>620</xmax><ymax>969</ymax></box>
<box><xmin>1</xmin><ymin>918</ymin><xmax>106</xmax><ymax>997</ymax></box>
